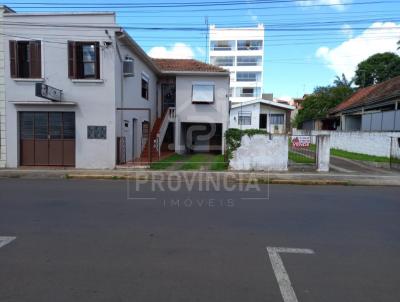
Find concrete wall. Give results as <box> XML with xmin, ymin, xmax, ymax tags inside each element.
<box><xmin>4</xmin><ymin>13</ymin><xmax>118</xmax><ymax>169</ymax></box>
<box><xmin>229</xmin><ymin>134</ymin><xmax>288</xmax><ymax>171</ymax></box>
<box><xmin>293</xmin><ymin>129</ymin><xmax>400</xmax><ymax>157</ymax></box>
<box><xmin>115</xmin><ymin>40</ymin><xmax>158</xmax><ymax>162</ymax></box>
<box><xmin>0</xmin><ymin>7</ymin><xmax>6</xmax><ymax>167</ymax></box>
<box><xmin>175</xmin><ymin>75</ymin><xmax>230</xmax><ymax>154</ymax></box>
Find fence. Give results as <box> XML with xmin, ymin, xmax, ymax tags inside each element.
<box><xmin>288</xmin><ymin>135</ymin><xmax>317</xmax><ymax>169</ymax></box>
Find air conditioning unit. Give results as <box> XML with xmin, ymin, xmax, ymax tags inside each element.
<box><xmin>123</xmin><ymin>57</ymin><xmax>134</xmax><ymax>77</ymax></box>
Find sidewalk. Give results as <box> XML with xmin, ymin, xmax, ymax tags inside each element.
<box><xmin>0</xmin><ymin>168</ymin><xmax>399</xmax><ymax>186</ymax></box>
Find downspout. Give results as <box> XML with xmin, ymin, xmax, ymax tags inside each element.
<box><xmin>115</xmin><ymin>37</ymin><xmax>124</xmax><ymax>163</ymax></box>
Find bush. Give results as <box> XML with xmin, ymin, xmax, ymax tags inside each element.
<box><xmin>225</xmin><ymin>128</ymin><xmax>268</xmax><ymax>159</ymax></box>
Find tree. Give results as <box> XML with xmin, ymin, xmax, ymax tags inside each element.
<box><xmin>354</xmin><ymin>52</ymin><xmax>400</xmax><ymax>87</ymax></box>
<box><xmin>293</xmin><ymin>84</ymin><xmax>354</xmax><ymax>128</ymax></box>
<box><xmin>333</xmin><ymin>73</ymin><xmax>354</xmax><ymax>88</ymax></box>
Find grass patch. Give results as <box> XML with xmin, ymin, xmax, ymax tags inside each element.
<box><xmin>209</xmin><ymin>154</ymin><xmax>228</xmax><ymax>171</ymax></box>
<box><xmin>150</xmin><ymin>154</ymin><xmax>184</xmax><ymax>170</ymax></box>
<box><xmin>289</xmin><ymin>151</ymin><xmax>315</xmax><ymax>164</ymax></box>
<box><xmin>180</xmin><ymin>154</ymin><xmax>208</xmax><ymax>170</ymax></box>
<box><xmin>330</xmin><ymin>149</ymin><xmax>390</xmax><ymax>163</ymax></box>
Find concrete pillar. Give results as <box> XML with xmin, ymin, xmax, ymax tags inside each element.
<box><xmin>317</xmin><ymin>135</ymin><xmax>330</xmax><ymax>172</ymax></box>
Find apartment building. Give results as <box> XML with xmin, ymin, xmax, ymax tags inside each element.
<box><xmin>209</xmin><ymin>24</ymin><xmax>264</xmax><ymax>103</ymax></box>
<box><xmin>2</xmin><ymin>8</ymin><xmax>229</xmax><ymax>169</ymax></box>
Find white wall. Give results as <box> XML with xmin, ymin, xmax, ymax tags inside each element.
<box><xmin>229</xmin><ymin>134</ymin><xmax>288</xmax><ymax>171</ymax></box>
<box><xmin>175</xmin><ymin>75</ymin><xmax>230</xmax><ymax>154</ymax></box>
<box><xmin>0</xmin><ymin>7</ymin><xmax>6</xmax><ymax>167</ymax></box>
<box><xmin>293</xmin><ymin>129</ymin><xmax>400</xmax><ymax>158</ymax></box>
<box><xmin>4</xmin><ymin>13</ymin><xmax>118</xmax><ymax>169</ymax></box>
<box><xmin>115</xmin><ymin>40</ymin><xmax>158</xmax><ymax>162</ymax></box>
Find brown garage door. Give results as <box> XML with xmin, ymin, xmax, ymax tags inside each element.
<box><xmin>20</xmin><ymin>112</ymin><xmax>75</xmax><ymax>166</ymax></box>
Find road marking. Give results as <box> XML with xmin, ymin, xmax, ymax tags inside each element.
<box><xmin>0</xmin><ymin>237</ymin><xmax>16</xmax><ymax>249</ymax></box>
<box><xmin>266</xmin><ymin>247</ymin><xmax>314</xmax><ymax>302</ymax></box>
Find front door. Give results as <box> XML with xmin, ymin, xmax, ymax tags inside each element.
<box><xmin>19</xmin><ymin>112</ymin><xmax>75</xmax><ymax>166</ymax></box>
<box><xmin>161</xmin><ymin>84</ymin><xmax>176</xmax><ymax>113</ymax></box>
<box><xmin>259</xmin><ymin>114</ymin><xmax>267</xmax><ymax>129</ymax></box>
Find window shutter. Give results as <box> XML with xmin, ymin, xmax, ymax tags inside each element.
<box><xmin>68</xmin><ymin>41</ymin><xmax>76</xmax><ymax>79</ymax></box>
<box><xmin>95</xmin><ymin>42</ymin><xmax>100</xmax><ymax>79</ymax></box>
<box><xmin>9</xmin><ymin>40</ymin><xmax>18</xmax><ymax>78</ymax></box>
<box><xmin>29</xmin><ymin>40</ymin><xmax>41</xmax><ymax>78</ymax></box>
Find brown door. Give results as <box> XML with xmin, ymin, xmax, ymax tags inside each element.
<box><xmin>20</xmin><ymin>112</ymin><xmax>75</xmax><ymax>166</ymax></box>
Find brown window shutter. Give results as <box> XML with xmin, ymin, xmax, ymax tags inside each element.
<box><xmin>68</xmin><ymin>41</ymin><xmax>77</xmax><ymax>79</ymax></box>
<box><xmin>29</xmin><ymin>40</ymin><xmax>41</xmax><ymax>78</ymax></box>
<box><xmin>9</xmin><ymin>40</ymin><xmax>18</xmax><ymax>78</ymax></box>
<box><xmin>95</xmin><ymin>42</ymin><xmax>100</xmax><ymax>79</ymax></box>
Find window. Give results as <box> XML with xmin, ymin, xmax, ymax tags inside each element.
<box><xmin>9</xmin><ymin>40</ymin><xmax>41</xmax><ymax>78</ymax></box>
<box><xmin>68</xmin><ymin>41</ymin><xmax>100</xmax><ymax>79</ymax></box>
<box><xmin>210</xmin><ymin>56</ymin><xmax>234</xmax><ymax>66</ymax></box>
<box><xmin>141</xmin><ymin>74</ymin><xmax>149</xmax><ymax>100</ymax></box>
<box><xmin>192</xmin><ymin>84</ymin><xmax>215</xmax><ymax>103</ymax></box>
<box><xmin>238</xmin><ymin>111</ymin><xmax>252</xmax><ymax>125</ymax></box>
<box><xmin>236</xmin><ymin>72</ymin><xmax>261</xmax><ymax>82</ymax></box>
<box><xmin>210</xmin><ymin>40</ymin><xmax>234</xmax><ymax>51</ymax></box>
<box><xmin>237</xmin><ymin>56</ymin><xmax>262</xmax><ymax>66</ymax></box>
<box><xmin>270</xmin><ymin>114</ymin><xmax>284</xmax><ymax>125</ymax></box>
<box><xmin>87</xmin><ymin>126</ymin><xmax>107</xmax><ymax>139</ymax></box>
<box><xmin>238</xmin><ymin>87</ymin><xmax>261</xmax><ymax>97</ymax></box>
<box><xmin>237</xmin><ymin>40</ymin><xmax>263</xmax><ymax>50</ymax></box>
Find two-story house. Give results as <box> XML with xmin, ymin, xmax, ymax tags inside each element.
<box><xmin>1</xmin><ymin>8</ymin><xmax>229</xmax><ymax>169</ymax></box>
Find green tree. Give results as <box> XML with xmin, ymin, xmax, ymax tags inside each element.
<box><xmin>354</xmin><ymin>52</ymin><xmax>400</xmax><ymax>87</ymax></box>
<box><xmin>293</xmin><ymin>85</ymin><xmax>353</xmax><ymax>128</ymax></box>
<box><xmin>333</xmin><ymin>73</ymin><xmax>354</xmax><ymax>88</ymax></box>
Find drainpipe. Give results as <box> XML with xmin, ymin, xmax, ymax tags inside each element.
<box><xmin>115</xmin><ymin>38</ymin><xmax>124</xmax><ymax>162</ymax></box>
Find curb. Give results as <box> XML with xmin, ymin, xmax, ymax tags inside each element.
<box><xmin>0</xmin><ymin>169</ymin><xmax>398</xmax><ymax>186</ymax></box>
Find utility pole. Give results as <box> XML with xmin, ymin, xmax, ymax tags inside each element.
<box><xmin>205</xmin><ymin>16</ymin><xmax>209</xmax><ymax>63</ymax></box>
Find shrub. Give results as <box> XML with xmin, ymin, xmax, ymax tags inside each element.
<box><xmin>225</xmin><ymin>128</ymin><xmax>268</xmax><ymax>159</ymax></box>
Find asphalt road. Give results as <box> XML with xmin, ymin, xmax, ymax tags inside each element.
<box><xmin>0</xmin><ymin>179</ymin><xmax>399</xmax><ymax>302</ymax></box>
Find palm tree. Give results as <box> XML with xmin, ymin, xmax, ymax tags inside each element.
<box><xmin>334</xmin><ymin>73</ymin><xmax>354</xmax><ymax>88</ymax></box>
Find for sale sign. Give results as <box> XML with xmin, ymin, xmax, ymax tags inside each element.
<box><xmin>291</xmin><ymin>136</ymin><xmax>311</xmax><ymax>148</ymax></box>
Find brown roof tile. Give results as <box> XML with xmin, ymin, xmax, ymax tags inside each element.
<box><xmin>152</xmin><ymin>58</ymin><xmax>227</xmax><ymax>73</ymax></box>
<box><xmin>331</xmin><ymin>76</ymin><xmax>400</xmax><ymax>114</ymax></box>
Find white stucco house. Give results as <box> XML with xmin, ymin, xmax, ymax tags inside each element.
<box><xmin>229</xmin><ymin>99</ymin><xmax>294</xmax><ymax>133</ymax></box>
<box><xmin>1</xmin><ymin>8</ymin><xmax>230</xmax><ymax>169</ymax></box>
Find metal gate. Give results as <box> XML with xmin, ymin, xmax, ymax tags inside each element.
<box><xmin>390</xmin><ymin>137</ymin><xmax>400</xmax><ymax>170</ymax></box>
<box><xmin>19</xmin><ymin>112</ymin><xmax>75</xmax><ymax>166</ymax></box>
<box><xmin>288</xmin><ymin>135</ymin><xmax>317</xmax><ymax>169</ymax></box>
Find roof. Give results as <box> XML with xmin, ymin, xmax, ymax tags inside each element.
<box><xmin>330</xmin><ymin>76</ymin><xmax>400</xmax><ymax>114</ymax></box>
<box><xmin>231</xmin><ymin>99</ymin><xmax>295</xmax><ymax>110</ymax></box>
<box><xmin>152</xmin><ymin>59</ymin><xmax>228</xmax><ymax>73</ymax></box>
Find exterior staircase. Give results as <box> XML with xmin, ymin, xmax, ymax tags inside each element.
<box><xmin>138</xmin><ymin>107</ymin><xmax>175</xmax><ymax>163</ymax></box>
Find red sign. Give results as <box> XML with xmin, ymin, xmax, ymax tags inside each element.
<box><xmin>292</xmin><ymin>136</ymin><xmax>311</xmax><ymax>148</ymax></box>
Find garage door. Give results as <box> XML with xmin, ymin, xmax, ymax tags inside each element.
<box><xmin>20</xmin><ymin>112</ymin><xmax>75</xmax><ymax>166</ymax></box>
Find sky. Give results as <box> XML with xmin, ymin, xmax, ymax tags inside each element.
<box><xmin>5</xmin><ymin>0</ymin><xmax>400</xmax><ymax>98</ymax></box>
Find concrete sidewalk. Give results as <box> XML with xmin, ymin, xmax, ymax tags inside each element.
<box><xmin>0</xmin><ymin>168</ymin><xmax>399</xmax><ymax>186</ymax></box>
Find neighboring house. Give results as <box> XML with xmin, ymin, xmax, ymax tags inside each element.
<box><xmin>2</xmin><ymin>9</ymin><xmax>229</xmax><ymax>169</ymax></box>
<box><xmin>209</xmin><ymin>24</ymin><xmax>264</xmax><ymax>103</ymax></box>
<box><xmin>229</xmin><ymin>99</ymin><xmax>294</xmax><ymax>133</ymax></box>
<box><xmin>329</xmin><ymin>76</ymin><xmax>400</xmax><ymax>131</ymax></box>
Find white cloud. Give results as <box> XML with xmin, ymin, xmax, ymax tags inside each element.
<box><xmin>340</xmin><ymin>24</ymin><xmax>353</xmax><ymax>38</ymax></box>
<box><xmin>316</xmin><ymin>22</ymin><xmax>400</xmax><ymax>78</ymax></box>
<box><xmin>298</xmin><ymin>0</ymin><xmax>349</xmax><ymax>11</ymax></box>
<box><xmin>147</xmin><ymin>43</ymin><xmax>194</xmax><ymax>59</ymax></box>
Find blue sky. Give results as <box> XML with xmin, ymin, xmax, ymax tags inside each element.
<box><xmin>6</xmin><ymin>0</ymin><xmax>400</xmax><ymax>98</ymax></box>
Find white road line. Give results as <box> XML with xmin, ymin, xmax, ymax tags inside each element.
<box><xmin>266</xmin><ymin>247</ymin><xmax>315</xmax><ymax>302</ymax></box>
<box><xmin>0</xmin><ymin>236</ymin><xmax>16</xmax><ymax>249</ymax></box>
